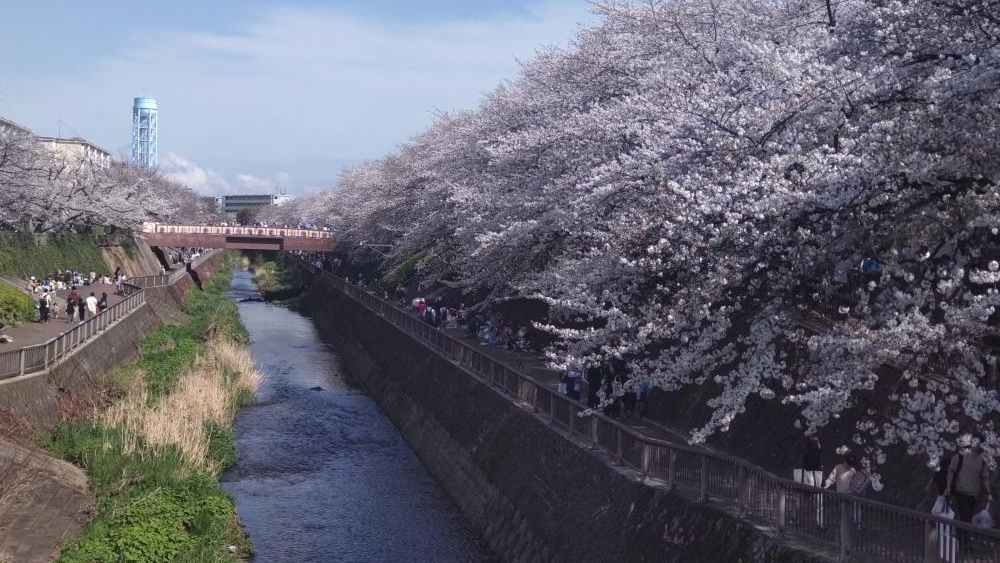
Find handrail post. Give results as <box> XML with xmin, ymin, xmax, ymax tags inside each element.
<box><xmin>923</xmin><ymin>521</ymin><xmax>938</xmax><ymax>563</ymax></box>
<box><xmin>19</xmin><ymin>349</ymin><xmax>25</xmax><ymax>377</ymax></box>
<box><xmin>568</xmin><ymin>405</ymin><xmax>575</xmax><ymax>436</ymax></box>
<box><xmin>668</xmin><ymin>449</ymin><xmax>677</xmax><ymax>491</ymax></box>
<box><xmin>736</xmin><ymin>465</ymin><xmax>747</xmax><ymax>518</ymax></box>
<box><xmin>616</xmin><ymin>427</ymin><xmax>623</xmax><ymax>465</ymax></box>
<box><xmin>776</xmin><ymin>488</ymin><xmax>787</xmax><ymax>539</ymax></box>
<box><xmin>839</xmin><ymin>498</ymin><xmax>851</xmax><ymax>559</ymax></box>
<box><xmin>700</xmin><ymin>457</ymin><xmax>708</xmax><ymax>502</ymax></box>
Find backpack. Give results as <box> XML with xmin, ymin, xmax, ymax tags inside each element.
<box><xmin>849</xmin><ymin>469</ymin><xmax>871</xmax><ymax>494</ymax></box>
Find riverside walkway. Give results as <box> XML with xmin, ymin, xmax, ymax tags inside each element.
<box><xmin>306</xmin><ymin>261</ymin><xmax>1000</xmax><ymax>563</ymax></box>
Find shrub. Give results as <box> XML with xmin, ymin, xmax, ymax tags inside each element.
<box><xmin>0</xmin><ymin>283</ymin><xmax>36</xmax><ymax>325</ymax></box>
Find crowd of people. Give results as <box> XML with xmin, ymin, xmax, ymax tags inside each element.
<box><xmin>25</xmin><ymin>266</ymin><xmax>124</xmax><ymax>323</ymax></box>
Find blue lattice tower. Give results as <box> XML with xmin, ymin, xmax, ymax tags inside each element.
<box><xmin>131</xmin><ymin>97</ymin><xmax>158</xmax><ymax>168</ymax></box>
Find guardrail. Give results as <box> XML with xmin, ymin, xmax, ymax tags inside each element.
<box><xmin>0</xmin><ymin>289</ymin><xmax>147</xmax><ymax>380</ymax></box>
<box><xmin>305</xmin><ymin>260</ymin><xmax>1000</xmax><ymax>563</ymax></box>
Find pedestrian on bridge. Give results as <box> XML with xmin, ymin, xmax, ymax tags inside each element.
<box><xmin>945</xmin><ymin>434</ymin><xmax>993</xmax><ymax>523</ymax></box>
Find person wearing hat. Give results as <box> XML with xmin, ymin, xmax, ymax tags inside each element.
<box><xmin>945</xmin><ymin>434</ymin><xmax>993</xmax><ymax>522</ymax></box>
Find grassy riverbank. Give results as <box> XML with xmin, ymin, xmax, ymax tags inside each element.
<box><xmin>43</xmin><ymin>258</ymin><xmax>263</xmax><ymax>563</ymax></box>
<box><xmin>0</xmin><ymin>232</ymin><xmax>109</xmax><ymax>281</ymax></box>
<box><xmin>247</xmin><ymin>255</ymin><xmax>300</xmax><ymax>304</ymax></box>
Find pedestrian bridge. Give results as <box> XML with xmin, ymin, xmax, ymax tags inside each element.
<box><xmin>140</xmin><ymin>222</ymin><xmax>338</xmax><ymax>252</ymax></box>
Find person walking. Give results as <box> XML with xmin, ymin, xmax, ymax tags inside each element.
<box><xmin>799</xmin><ymin>437</ymin><xmax>824</xmax><ymax>487</ymax></box>
<box><xmin>97</xmin><ymin>292</ymin><xmax>108</xmax><ymax>313</ymax></box>
<box><xmin>38</xmin><ymin>292</ymin><xmax>51</xmax><ymax>322</ymax></box>
<box><xmin>798</xmin><ymin>437</ymin><xmax>825</xmax><ymax>528</ymax></box>
<box><xmin>585</xmin><ymin>363</ymin><xmax>603</xmax><ymax>408</ymax></box>
<box><xmin>66</xmin><ymin>287</ymin><xmax>81</xmax><ymax>322</ymax></box>
<box><xmin>825</xmin><ymin>453</ymin><xmax>868</xmax><ymax>530</ymax></box>
<box><xmin>561</xmin><ymin>363</ymin><xmax>583</xmax><ymax>401</ymax></box>
<box><xmin>84</xmin><ymin>292</ymin><xmax>99</xmax><ymax>320</ymax></box>
<box><xmin>945</xmin><ymin>434</ymin><xmax>993</xmax><ymax>522</ymax></box>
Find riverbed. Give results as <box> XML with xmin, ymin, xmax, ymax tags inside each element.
<box><xmin>221</xmin><ymin>271</ymin><xmax>493</xmax><ymax>563</ymax></box>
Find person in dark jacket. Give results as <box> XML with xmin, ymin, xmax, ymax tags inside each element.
<box><xmin>585</xmin><ymin>364</ymin><xmax>603</xmax><ymax>408</ymax></box>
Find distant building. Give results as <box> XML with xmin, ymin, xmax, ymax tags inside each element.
<box><xmin>35</xmin><ymin>136</ymin><xmax>113</xmax><ymax>169</ymax></box>
<box><xmin>0</xmin><ymin>116</ymin><xmax>33</xmax><ymax>138</ymax></box>
<box><xmin>215</xmin><ymin>193</ymin><xmax>295</xmax><ymax>217</ymax></box>
<box><xmin>0</xmin><ymin>115</ymin><xmax>113</xmax><ymax>169</ymax></box>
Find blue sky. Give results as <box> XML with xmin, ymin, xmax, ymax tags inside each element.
<box><xmin>0</xmin><ymin>0</ymin><xmax>595</xmax><ymax>195</ymax></box>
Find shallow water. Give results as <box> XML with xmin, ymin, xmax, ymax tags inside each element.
<box><xmin>221</xmin><ymin>271</ymin><xmax>493</xmax><ymax>563</ymax></box>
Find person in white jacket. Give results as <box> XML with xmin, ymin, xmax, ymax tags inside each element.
<box><xmin>826</xmin><ymin>453</ymin><xmax>865</xmax><ymax>530</ymax></box>
<box><xmin>825</xmin><ymin>454</ymin><xmax>859</xmax><ymax>492</ymax></box>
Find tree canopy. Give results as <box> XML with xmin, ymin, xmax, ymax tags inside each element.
<box><xmin>264</xmin><ymin>0</ymin><xmax>1000</xmax><ymax>480</ymax></box>
<box><xmin>0</xmin><ymin>127</ymin><xmax>214</xmax><ymax>233</ymax></box>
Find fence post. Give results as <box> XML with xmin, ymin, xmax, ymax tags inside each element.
<box><xmin>700</xmin><ymin>457</ymin><xmax>708</xmax><ymax>502</ymax></box>
<box><xmin>568</xmin><ymin>404</ymin><xmax>575</xmax><ymax>436</ymax></box>
<box><xmin>19</xmin><ymin>349</ymin><xmax>25</xmax><ymax>377</ymax></box>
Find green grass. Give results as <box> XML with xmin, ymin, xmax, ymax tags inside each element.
<box><xmin>0</xmin><ymin>231</ymin><xmax>109</xmax><ymax>280</ymax></box>
<box><xmin>44</xmin><ymin>254</ymin><xmax>256</xmax><ymax>563</ymax></box>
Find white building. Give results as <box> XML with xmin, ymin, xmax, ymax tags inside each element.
<box><xmin>35</xmin><ymin>136</ymin><xmax>113</xmax><ymax>169</ymax></box>
<box><xmin>215</xmin><ymin>193</ymin><xmax>295</xmax><ymax>217</ymax></box>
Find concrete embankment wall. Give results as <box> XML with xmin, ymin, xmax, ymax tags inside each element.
<box><xmin>0</xmin><ymin>250</ymin><xmax>228</xmax><ymax>427</ymax></box>
<box><xmin>303</xmin><ymin>270</ymin><xmax>826</xmax><ymax>563</ymax></box>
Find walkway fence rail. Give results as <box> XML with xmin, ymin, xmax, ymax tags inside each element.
<box><xmin>306</xmin><ymin>260</ymin><xmax>1000</xmax><ymax>563</ymax></box>
<box><xmin>128</xmin><ymin>249</ymin><xmax>222</xmax><ymax>290</ymax></box>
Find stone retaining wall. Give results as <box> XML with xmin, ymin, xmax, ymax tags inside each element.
<box><xmin>304</xmin><ymin>271</ymin><xmax>827</xmax><ymax>563</ymax></box>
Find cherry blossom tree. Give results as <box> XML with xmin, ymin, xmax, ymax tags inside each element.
<box><xmin>288</xmin><ymin>0</ymin><xmax>1000</xmax><ymax>477</ymax></box>
<box><xmin>0</xmin><ymin>127</ymin><xmax>207</xmax><ymax>231</ymax></box>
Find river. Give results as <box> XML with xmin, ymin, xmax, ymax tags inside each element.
<box><xmin>221</xmin><ymin>271</ymin><xmax>493</xmax><ymax>563</ymax></box>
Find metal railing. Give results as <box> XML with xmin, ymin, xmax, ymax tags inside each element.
<box><xmin>0</xmin><ymin>290</ymin><xmax>147</xmax><ymax>380</ymax></box>
<box><xmin>306</xmin><ymin>261</ymin><xmax>1000</xmax><ymax>563</ymax></box>
<box><xmin>129</xmin><ymin>249</ymin><xmax>223</xmax><ymax>289</ymax></box>
<box><xmin>142</xmin><ymin>223</ymin><xmax>335</xmax><ymax>240</ymax></box>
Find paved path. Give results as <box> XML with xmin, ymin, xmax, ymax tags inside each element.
<box><xmin>0</xmin><ymin>279</ymin><xmax>127</xmax><ymax>349</ymax></box>
<box><xmin>0</xmin><ymin>438</ymin><xmax>92</xmax><ymax>563</ymax></box>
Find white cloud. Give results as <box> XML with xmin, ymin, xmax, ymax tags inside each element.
<box><xmin>160</xmin><ymin>151</ymin><xmax>232</xmax><ymax>195</ymax></box>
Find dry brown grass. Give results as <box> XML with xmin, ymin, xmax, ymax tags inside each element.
<box><xmin>102</xmin><ymin>338</ymin><xmax>264</xmax><ymax>472</ymax></box>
